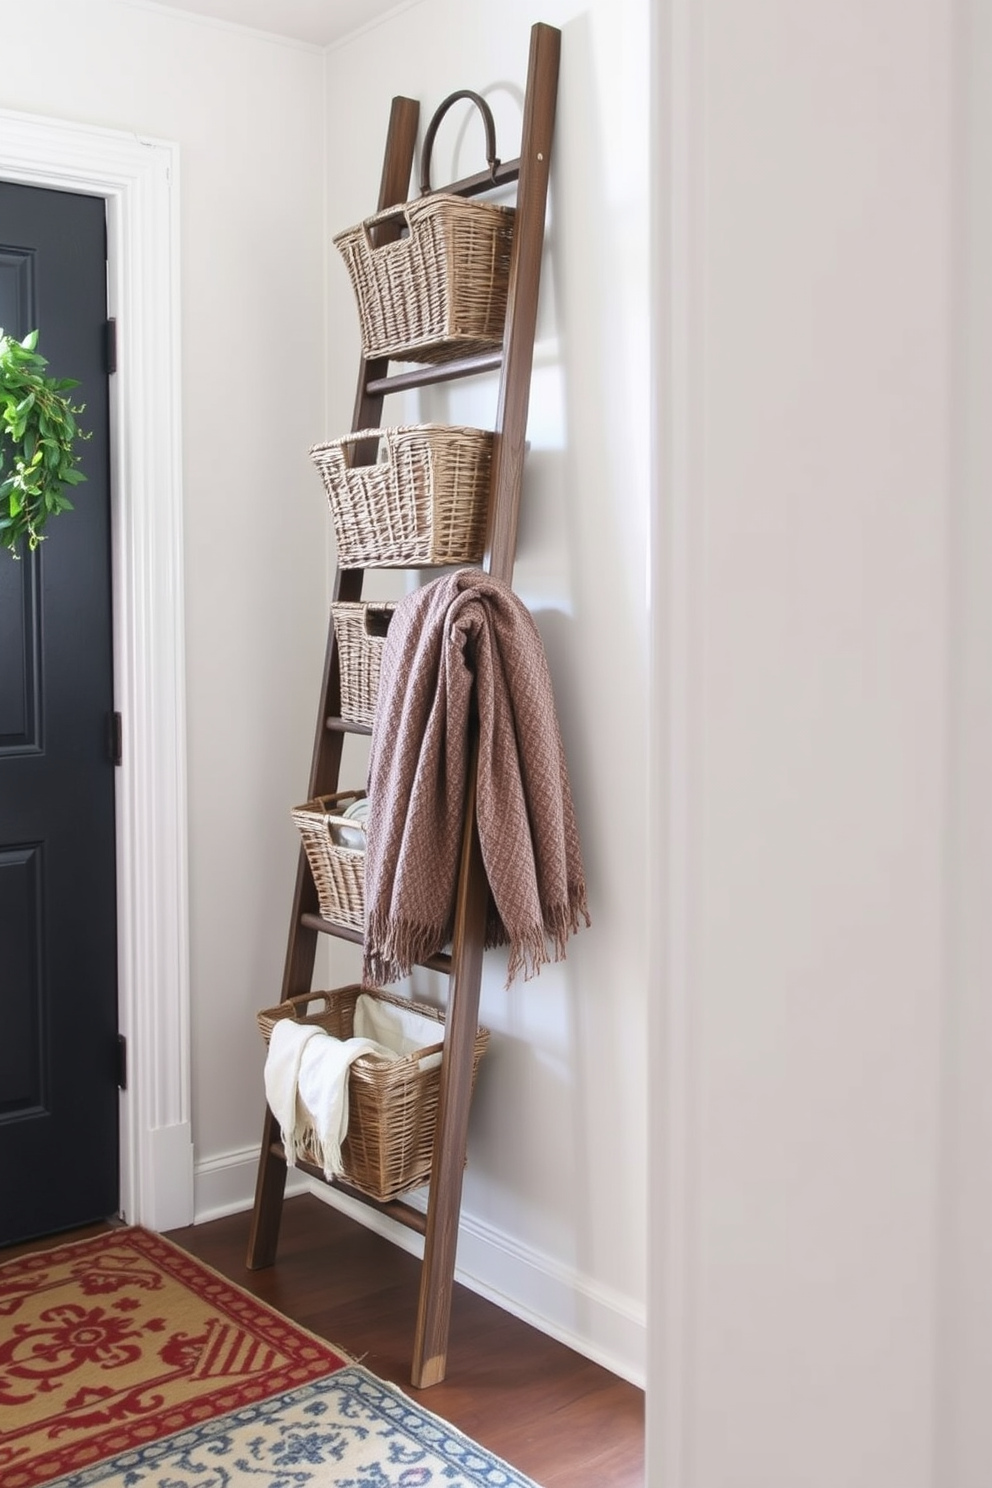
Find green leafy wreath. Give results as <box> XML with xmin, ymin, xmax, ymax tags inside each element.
<box><xmin>0</xmin><ymin>328</ymin><xmax>90</xmax><ymax>557</ymax></box>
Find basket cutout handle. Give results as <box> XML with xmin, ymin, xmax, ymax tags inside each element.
<box><xmin>359</xmin><ymin>206</ymin><xmax>412</xmax><ymax>255</ymax></box>
<box><xmin>285</xmin><ymin>990</ymin><xmax>333</xmax><ymax>1021</ymax></box>
<box><xmin>335</xmin><ymin>431</ymin><xmax>386</xmax><ymax>470</ymax></box>
<box><xmin>419</xmin><ymin>89</ymin><xmax>500</xmax><ymax>195</ymax></box>
<box><xmin>364</xmin><ymin>605</ymin><xmax>394</xmax><ymax>641</ymax></box>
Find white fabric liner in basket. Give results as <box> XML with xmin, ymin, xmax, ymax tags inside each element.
<box><xmin>352</xmin><ymin>992</ymin><xmax>443</xmax><ymax>1072</ymax></box>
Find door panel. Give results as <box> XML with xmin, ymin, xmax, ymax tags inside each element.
<box><xmin>0</xmin><ymin>181</ymin><xmax>118</xmax><ymax>1243</ymax></box>
<box><xmin>0</xmin><ymin>550</ymin><xmax>39</xmax><ymax>747</ymax></box>
<box><xmin>0</xmin><ymin>843</ymin><xmax>43</xmax><ymax>1116</ymax></box>
<box><xmin>0</xmin><ymin>244</ymin><xmax>34</xmax><ymax>343</ymax></box>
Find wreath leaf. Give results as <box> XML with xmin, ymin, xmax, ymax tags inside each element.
<box><xmin>0</xmin><ymin>328</ymin><xmax>91</xmax><ymax>557</ymax></box>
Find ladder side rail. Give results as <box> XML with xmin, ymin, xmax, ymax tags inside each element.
<box><xmin>411</xmin><ymin>21</ymin><xmax>562</xmax><ymax>1388</ymax></box>
<box><xmin>486</xmin><ymin>24</ymin><xmax>561</xmax><ymax>580</ymax></box>
<box><xmin>247</xmin><ymin>98</ymin><xmax>419</xmax><ymax>1271</ymax></box>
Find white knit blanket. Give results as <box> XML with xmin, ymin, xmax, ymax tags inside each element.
<box><xmin>263</xmin><ymin>1019</ymin><xmax>391</xmax><ymax>1180</ymax></box>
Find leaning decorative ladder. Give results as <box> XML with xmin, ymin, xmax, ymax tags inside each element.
<box><xmin>246</xmin><ymin>21</ymin><xmax>561</xmax><ymax>1390</ymax></box>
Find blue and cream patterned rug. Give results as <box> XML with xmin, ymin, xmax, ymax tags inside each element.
<box><xmin>44</xmin><ymin>1365</ymin><xmax>539</xmax><ymax>1487</ymax></box>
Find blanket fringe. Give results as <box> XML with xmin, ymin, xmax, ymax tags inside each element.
<box><xmin>315</xmin><ymin>1133</ymin><xmax>345</xmax><ymax>1181</ymax></box>
<box><xmin>502</xmin><ymin>895</ymin><xmax>592</xmax><ymax>987</ymax></box>
<box><xmin>365</xmin><ymin>897</ymin><xmax>589</xmax><ymax>990</ymax></box>
<box><xmin>363</xmin><ymin>911</ymin><xmax>453</xmax><ymax>988</ymax></box>
<box><xmin>505</xmin><ymin>927</ymin><xmax>553</xmax><ymax>986</ymax></box>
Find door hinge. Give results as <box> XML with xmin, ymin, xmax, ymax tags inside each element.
<box><xmin>117</xmin><ymin>1034</ymin><xmax>128</xmax><ymax>1091</ymax></box>
<box><xmin>109</xmin><ymin>711</ymin><xmax>122</xmax><ymax>766</ymax></box>
<box><xmin>105</xmin><ymin>317</ymin><xmax>118</xmax><ymax>375</ymax></box>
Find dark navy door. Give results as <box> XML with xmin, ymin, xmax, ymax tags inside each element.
<box><xmin>0</xmin><ymin>181</ymin><xmax>118</xmax><ymax>1243</ymax></box>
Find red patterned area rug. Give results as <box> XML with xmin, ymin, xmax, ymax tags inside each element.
<box><xmin>0</xmin><ymin>1227</ymin><xmax>348</xmax><ymax>1488</ymax></box>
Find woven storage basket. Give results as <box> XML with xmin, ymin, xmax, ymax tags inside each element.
<box><xmin>334</xmin><ymin>193</ymin><xmax>514</xmax><ymax>365</ymax></box>
<box><xmin>332</xmin><ymin>601</ymin><xmax>396</xmax><ymax>726</ymax></box>
<box><xmin>292</xmin><ymin>790</ymin><xmax>367</xmax><ymax>931</ymax></box>
<box><xmin>332</xmin><ymin>88</ymin><xmax>514</xmax><ymax>365</ymax></box>
<box><xmin>310</xmin><ymin>424</ymin><xmax>492</xmax><ymax>568</ymax></box>
<box><xmin>257</xmin><ymin>986</ymin><xmax>490</xmax><ymax>1201</ymax></box>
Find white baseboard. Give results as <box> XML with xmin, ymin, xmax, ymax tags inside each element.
<box><xmin>193</xmin><ymin>1145</ymin><xmax>645</xmax><ymax>1388</ymax></box>
<box><xmin>307</xmin><ymin>1183</ymin><xmax>645</xmax><ymax>1387</ymax></box>
<box><xmin>193</xmin><ymin>1144</ymin><xmax>311</xmax><ymax>1224</ymax></box>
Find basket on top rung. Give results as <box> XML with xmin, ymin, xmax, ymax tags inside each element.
<box><xmin>333</xmin><ymin>90</ymin><xmax>515</xmax><ymax>366</ymax></box>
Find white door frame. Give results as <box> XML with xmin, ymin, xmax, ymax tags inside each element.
<box><xmin>0</xmin><ymin>108</ymin><xmax>193</xmax><ymax>1231</ymax></box>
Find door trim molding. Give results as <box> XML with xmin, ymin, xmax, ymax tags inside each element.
<box><xmin>0</xmin><ymin>109</ymin><xmax>193</xmax><ymax>1230</ymax></box>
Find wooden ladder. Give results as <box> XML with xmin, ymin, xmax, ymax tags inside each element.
<box><xmin>246</xmin><ymin>20</ymin><xmax>561</xmax><ymax>1391</ymax></box>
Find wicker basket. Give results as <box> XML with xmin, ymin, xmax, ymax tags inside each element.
<box><xmin>310</xmin><ymin>424</ymin><xmax>492</xmax><ymax>568</ymax></box>
<box><xmin>293</xmin><ymin>791</ymin><xmax>367</xmax><ymax>931</ymax></box>
<box><xmin>257</xmin><ymin>985</ymin><xmax>490</xmax><ymax>1201</ymax></box>
<box><xmin>332</xmin><ymin>601</ymin><xmax>396</xmax><ymax>726</ymax></box>
<box><xmin>333</xmin><ymin>193</ymin><xmax>514</xmax><ymax>365</ymax></box>
<box><xmin>333</xmin><ymin>88</ymin><xmax>515</xmax><ymax>365</ymax></box>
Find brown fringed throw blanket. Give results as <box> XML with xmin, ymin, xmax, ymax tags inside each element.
<box><xmin>362</xmin><ymin>568</ymin><xmax>590</xmax><ymax>987</ymax></box>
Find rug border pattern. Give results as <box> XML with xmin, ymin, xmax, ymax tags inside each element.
<box><xmin>43</xmin><ymin>1367</ymin><xmax>541</xmax><ymax>1488</ymax></box>
<box><xmin>0</xmin><ymin>1227</ymin><xmax>350</xmax><ymax>1488</ymax></box>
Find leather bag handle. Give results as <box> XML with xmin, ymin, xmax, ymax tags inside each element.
<box><xmin>419</xmin><ymin>89</ymin><xmax>500</xmax><ymax>195</ymax></box>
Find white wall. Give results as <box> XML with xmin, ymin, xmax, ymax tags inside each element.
<box><xmin>320</xmin><ymin>0</ymin><xmax>651</xmax><ymax>1384</ymax></box>
<box><xmin>652</xmin><ymin>1</ymin><xmax>953</xmax><ymax>1485</ymax></box>
<box><xmin>0</xmin><ymin>0</ymin><xmax>328</xmax><ymax>1207</ymax></box>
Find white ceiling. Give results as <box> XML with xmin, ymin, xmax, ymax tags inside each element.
<box><xmin>135</xmin><ymin>0</ymin><xmax>410</xmax><ymax>48</ymax></box>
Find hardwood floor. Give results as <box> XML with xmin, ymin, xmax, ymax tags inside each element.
<box><xmin>2</xmin><ymin>1196</ymin><xmax>645</xmax><ymax>1487</ymax></box>
<box><xmin>169</xmin><ymin>1195</ymin><xmax>645</xmax><ymax>1487</ymax></box>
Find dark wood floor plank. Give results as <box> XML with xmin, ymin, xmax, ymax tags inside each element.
<box><xmin>0</xmin><ymin>1196</ymin><xmax>645</xmax><ymax>1487</ymax></box>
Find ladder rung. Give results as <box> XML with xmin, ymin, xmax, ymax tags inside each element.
<box><xmin>324</xmin><ymin>716</ymin><xmax>373</xmax><ymax>736</ymax></box>
<box><xmin>300</xmin><ymin>912</ymin><xmax>453</xmax><ymax>975</ymax></box>
<box><xmin>268</xmin><ymin>1144</ymin><xmax>428</xmax><ymax>1234</ymax></box>
<box><xmin>371</xmin><ymin>156</ymin><xmax>520</xmax><ymax>208</ymax></box>
<box><xmin>366</xmin><ymin>350</ymin><xmax>502</xmax><ymax>398</ymax></box>
<box><xmin>445</xmin><ymin>155</ymin><xmax>521</xmax><ymax>197</ymax></box>
<box><xmin>301</xmin><ymin>913</ymin><xmax>363</xmax><ymax>946</ymax></box>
